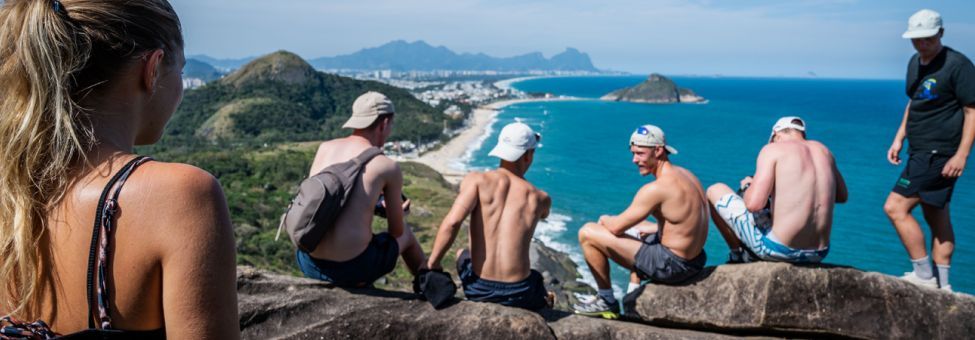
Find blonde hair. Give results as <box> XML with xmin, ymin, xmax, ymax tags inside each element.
<box><xmin>0</xmin><ymin>0</ymin><xmax>182</xmax><ymax>319</ymax></box>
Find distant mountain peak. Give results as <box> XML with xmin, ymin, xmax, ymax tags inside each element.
<box><xmin>310</xmin><ymin>41</ymin><xmax>599</xmax><ymax>72</ymax></box>
<box><xmin>221</xmin><ymin>50</ymin><xmax>316</xmax><ymax>88</ymax></box>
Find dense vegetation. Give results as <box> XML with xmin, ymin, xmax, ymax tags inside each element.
<box><xmin>140</xmin><ymin>51</ymin><xmax>471</xmax><ymax>288</ymax></box>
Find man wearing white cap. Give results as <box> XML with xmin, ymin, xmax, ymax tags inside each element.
<box><xmin>427</xmin><ymin>122</ymin><xmax>554</xmax><ymax>310</ymax></box>
<box><xmin>707</xmin><ymin>117</ymin><xmax>847</xmax><ymax>265</ymax></box>
<box><xmin>885</xmin><ymin>9</ymin><xmax>975</xmax><ymax>292</ymax></box>
<box><xmin>574</xmin><ymin>124</ymin><xmax>708</xmax><ymax>319</ymax></box>
<box><xmin>296</xmin><ymin>91</ymin><xmax>427</xmax><ymax>287</ymax></box>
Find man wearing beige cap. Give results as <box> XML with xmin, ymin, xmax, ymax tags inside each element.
<box><xmin>296</xmin><ymin>91</ymin><xmax>426</xmax><ymax>287</ymax></box>
<box><xmin>707</xmin><ymin>117</ymin><xmax>847</xmax><ymax>265</ymax></box>
<box><xmin>574</xmin><ymin>124</ymin><xmax>708</xmax><ymax>319</ymax></box>
<box><xmin>885</xmin><ymin>9</ymin><xmax>975</xmax><ymax>292</ymax></box>
<box><xmin>427</xmin><ymin>122</ymin><xmax>554</xmax><ymax>310</ymax></box>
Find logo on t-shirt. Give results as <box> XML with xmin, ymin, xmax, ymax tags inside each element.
<box><xmin>917</xmin><ymin>78</ymin><xmax>939</xmax><ymax>100</ymax></box>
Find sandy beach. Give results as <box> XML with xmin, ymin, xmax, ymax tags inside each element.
<box><xmin>414</xmin><ymin>97</ymin><xmax>581</xmax><ymax>184</ymax></box>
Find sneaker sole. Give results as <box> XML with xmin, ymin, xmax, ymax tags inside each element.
<box><xmin>574</xmin><ymin>311</ymin><xmax>619</xmax><ymax>319</ymax></box>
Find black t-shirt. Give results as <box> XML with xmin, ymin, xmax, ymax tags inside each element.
<box><xmin>905</xmin><ymin>47</ymin><xmax>975</xmax><ymax>154</ymax></box>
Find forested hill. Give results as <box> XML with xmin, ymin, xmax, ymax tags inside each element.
<box><xmin>161</xmin><ymin>50</ymin><xmax>445</xmax><ymax>146</ymax></box>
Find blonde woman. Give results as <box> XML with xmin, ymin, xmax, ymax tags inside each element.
<box><xmin>0</xmin><ymin>0</ymin><xmax>239</xmax><ymax>338</ymax></box>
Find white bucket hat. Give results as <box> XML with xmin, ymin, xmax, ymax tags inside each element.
<box><xmin>489</xmin><ymin>122</ymin><xmax>540</xmax><ymax>162</ymax></box>
<box><xmin>902</xmin><ymin>9</ymin><xmax>942</xmax><ymax>39</ymax></box>
<box><xmin>342</xmin><ymin>91</ymin><xmax>395</xmax><ymax>129</ymax></box>
<box><xmin>629</xmin><ymin>124</ymin><xmax>678</xmax><ymax>155</ymax></box>
<box><xmin>769</xmin><ymin>116</ymin><xmax>806</xmax><ymax>143</ymax></box>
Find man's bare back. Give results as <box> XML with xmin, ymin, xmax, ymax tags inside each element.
<box><xmin>306</xmin><ymin>137</ymin><xmax>403</xmax><ymax>261</ymax></box>
<box><xmin>464</xmin><ymin>169</ymin><xmax>551</xmax><ymax>282</ymax></box>
<box><xmin>749</xmin><ymin>140</ymin><xmax>843</xmax><ymax>250</ymax></box>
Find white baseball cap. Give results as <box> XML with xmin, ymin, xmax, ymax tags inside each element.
<box><xmin>342</xmin><ymin>91</ymin><xmax>395</xmax><ymax>129</ymax></box>
<box><xmin>488</xmin><ymin>122</ymin><xmax>541</xmax><ymax>162</ymax></box>
<box><xmin>629</xmin><ymin>124</ymin><xmax>678</xmax><ymax>155</ymax></box>
<box><xmin>769</xmin><ymin>116</ymin><xmax>806</xmax><ymax>143</ymax></box>
<box><xmin>902</xmin><ymin>9</ymin><xmax>942</xmax><ymax>39</ymax></box>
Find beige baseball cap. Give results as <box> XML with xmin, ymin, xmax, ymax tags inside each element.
<box><xmin>902</xmin><ymin>9</ymin><xmax>942</xmax><ymax>39</ymax></box>
<box><xmin>769</xmin><ymin>116</ymin><xmax>806</xmax><ymax>143</ymax></box>
<box><xmin>489</xmin><ymin>122</ymin><xmax>541</xmax><ymax>162</ymax></box>
<box><xmin>629</xmin><ymin>124</ymin><xmax>677</xmax><ymax>155</ymax></box>
<box><xmin>342</xmin><ymin>91</ymin><xmax>395</xmax><ymax>129</ymax></box>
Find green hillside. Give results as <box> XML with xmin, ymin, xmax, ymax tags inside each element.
<box><xmin>163</xmin><ymin>50</ymin><xmax>446</xmax><ymax>145</ymax></box>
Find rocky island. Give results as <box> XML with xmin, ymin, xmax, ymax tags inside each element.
<box><xmin>602</xmin><ymin>73</ymin><xmax>706</xmax><ymax>104</ymax></box>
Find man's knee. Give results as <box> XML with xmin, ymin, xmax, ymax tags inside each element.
<box><xmin>578</xmin><ymin>222</ymin><xmax>602</xmax><ymax>244</ymax></box>
<box><xmin>707</xmin><ymin>183</ymin><xmax>733</xmax><ymax>203</ymax></box>
<box><xmin>883</xmin><ymin>197</ymin><xmax>911</xmax><ymax>220</ymax></box>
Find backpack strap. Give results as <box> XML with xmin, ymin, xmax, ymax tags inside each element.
<box><xmin>85</xmin><ymin>156</ymin><xmax>153</xmax><ymax>330</ymax></box>
<box><xmin>351</xmin><ymin>147</ymin><xmax>383</xmax><ymax>170</ymax></box>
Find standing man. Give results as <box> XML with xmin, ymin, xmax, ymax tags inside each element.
<box><xmin>574</xmin><ymin>125</ymin><xmax>708</xmax><ymax>319</ymax></box>
<box><xmin>296</xmin><ymin>91</ymin><xmax>426</xmax><ymax>287</ymax></box>
<box><xmin>885</xmin><ymin>9</ymin><xmax>975</xmax><ymax>292</ymax></box>
<box><xmin>426</xmin><ymin>122</ymin><xmax>553</xmax><ymax>310</ymax></box>
<box><xmin>707</xmin><ymin>117</ymin><xmax>847</xmax><ymax>264</ymax></box>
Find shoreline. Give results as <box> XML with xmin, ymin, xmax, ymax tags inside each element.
<box><xmin>413</xmin><ymin>97</ymin><xmax>582</xmax><ymax>184</ymax></box>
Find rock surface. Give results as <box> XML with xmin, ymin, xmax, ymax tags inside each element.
<box><xmin>602</xmin><ymin>73</ymin><xmax>706</xmax><ymax>103</ymax></box>
<box><xmin>237</xmin><ymin>266</ymin><xmax>739</xmax><ymax>339</ymax></box>
<box><xmin>530</xmin><ymin>239</ymin><xmax>596</xmax><ymax>310</ymax></box>
<box><xmin>626</xmin><ymin>262</ymin><xmax>975</xmax><ymax>340</ymax></box>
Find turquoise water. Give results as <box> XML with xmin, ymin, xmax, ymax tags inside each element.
<box><xmin>464</xmin><ymin>76</ymin><xmax>974</xmax><ymax>294</ymax></box>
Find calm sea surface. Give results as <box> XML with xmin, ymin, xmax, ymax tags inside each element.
<box><xmin>462</xmin><ymin>76</ymin><xmax>974</xmax><ymax>294</ymax></box>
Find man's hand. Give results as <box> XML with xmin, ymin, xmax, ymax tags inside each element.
<box><xmin>739</xmin><ymin>176</ymin><xmax>754</xmax><ymax>192</ymax></box>
<box><xmin>942</xmin><ymin>154</ymin><xmax>967</xmax><ymax>178</ymax></box>
<box><xmin>598</xmin><ymin>215</ymin><xmax>614</xmax><ymax>226</ymax></box>
<box><xmin>402</xmin><ymin>198</ymin><xmax>412</xmax><ymax>216</ymax></box>
<box><xmin>888</xmin><ymin>140</ymin><xmax>903</xmax><ymax>165</ymax></box>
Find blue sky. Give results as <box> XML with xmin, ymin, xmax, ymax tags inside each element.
<box><xmin>172</xmin><ymin>0</ymin><xmax>975</xmax><ymax>79</ymax></box>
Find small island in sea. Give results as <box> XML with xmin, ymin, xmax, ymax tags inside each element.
<box><xmin>601</xmin><ymin>73</ymin><xmax>707</xmax><ymax>104</ymax></box>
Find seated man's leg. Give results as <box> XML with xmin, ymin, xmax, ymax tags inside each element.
<box><xmin>575</xmin><ymin>222</ymin><xmax>641</xmax><ymax>318</ymax></box>
<box><xmin>707</xmin><ymin>183</ymin><xmax>771</xmax><ymax>261</ymax></box>
<box><xmin>393</xmin><ymin>223</ymin><xmax>426</xmax><ymax>275</ymax></box>
<box><xmin>625</xmin><ymin>221</ymin><xmax>656</xmax><ymax>293</ymax></box>
<box><xmin>707</xmin><ymin>183</ymin><xmax>745</xmax><ymax>251</ymax></box>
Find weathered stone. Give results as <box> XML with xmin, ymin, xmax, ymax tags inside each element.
<box><xmin>238</xmin><ymin>266</ymin><xmax>753</xmax><ymax>340</ymax></box>
<box><xmin>542</xmin><ymin>311</ymin><xmax>750</xmax><ymax>340</ymax></box>
<box><xmin>238</xmin><ymin>267</ymin><xmax>553</xmax><ymax>340</ymax></box>
<box><xmin>627</xmin><ymin>262</ymin><xmax>975</xmax><ymax>340</ymax></box>
<box><xmin>530</xmin><ymin>240</ymin><xmax>596</xmax><ymax>310</ymax></box>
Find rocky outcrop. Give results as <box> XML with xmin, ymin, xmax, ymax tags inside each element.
<box><xmin>626</xmin><ymin>262</ymin><xmax>975</xmax><ymax>339</ymax></box>
<box><xmin>236</xmin><ymin>266</ymin><xmax>737</xmax><ymax>340</ymax></box>
<box><xmin>602</xmin><ymin>73</ymin><xmax>706</xmax><ymax>103</ymax></box>
<box><xmin>530</xmin><ymin>239</ymin><xmax>595</xmax><ymax>310</ymax></box>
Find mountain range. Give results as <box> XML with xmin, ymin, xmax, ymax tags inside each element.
<box><xmin>188</xmin><ymin>40</ymin><xmax>599</xmax><ymax>73</ymax></box>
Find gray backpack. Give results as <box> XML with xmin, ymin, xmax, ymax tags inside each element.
<box><xmin>276</xmin><ymin>147</ymin><xmax>384</xmax><ymax>252</ymax></box>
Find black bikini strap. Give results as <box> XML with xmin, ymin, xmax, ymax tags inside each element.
<box><xmin>85</xmin><ymin>156</ymin><xmax>152</xmax><ymax>329</ymax></box>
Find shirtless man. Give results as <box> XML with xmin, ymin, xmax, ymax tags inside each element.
<box><xmin>426</xmin><ymin>122</ymin><xmax>552</xmax><ymax>310</ymax></box>
<box><xmin>707</xmin><ymin>117</ymin><xmax>847</xmax><ymax>264</ymax></box>
<box><xmin>295</xmin><ymin>91</ymin><xmax>426</xmax><ymax>287</ymax></box>
<box><xmin>574</xmin><ymin>125</ymin><xmax>708</xmax><ymax>319</ymax></box>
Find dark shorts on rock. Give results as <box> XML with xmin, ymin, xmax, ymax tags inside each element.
<box><xmin>296</xmin><ymin>232</ymin><xmax>399</xmax><ymax>287</ymax></box>
<box><xmin>633</xmin><ymin>233</ymin><xmax>706</xmax><ymax>284</ymax></box>
<box><xmin>892</xmin><ymin>152</ymin><xmax>958</xmax><ymax>209</ymax></box>
<box><xmin>456</xmin><ymin>254</ymin><xmax>548</xmax><ymax>310</ymax></box>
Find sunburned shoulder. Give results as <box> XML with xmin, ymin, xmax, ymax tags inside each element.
<box><xmin>135</xmin><ymin>161</ymin><xmax>222</xmax><ymax>199</ymax></box>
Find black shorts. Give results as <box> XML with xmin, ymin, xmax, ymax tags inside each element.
<box><xmin>892</xmin><ymin>152</ymin><xmax>958</xmax><ymax>209</ymax></box>
<box><xmin>456</xmin><ymin>254</ymin><xmax>548</xmax><ymax>310</ymax></box>
<box><xmin>296</xmin><ymin>232</ymin><xmax>400</xmax><ymax>287</ymax></box>
<box><xmin>633</xmin><ymin>233</ymin><xmax>706</xmax><ymax>284</ymax></box>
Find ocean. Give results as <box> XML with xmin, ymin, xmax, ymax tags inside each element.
<box><xmin>461</xmin><ymin>76</ymin><xmax>974</xmax><ymax>294</ymax></box>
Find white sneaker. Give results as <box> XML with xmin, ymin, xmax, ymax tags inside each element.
<box><xmin>901</xmin><ymin>271</ymin><xmax>938</xmax><ymax>289</ymax></box>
